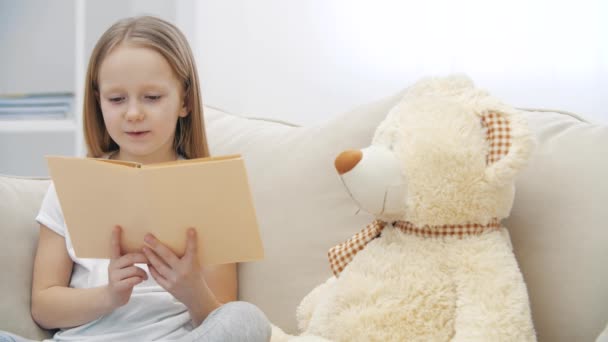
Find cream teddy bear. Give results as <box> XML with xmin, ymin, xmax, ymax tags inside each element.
<box><xmin>273</xmin><ymin>75</ymin><xmax>536</xmax><ymax>342</ymax></box>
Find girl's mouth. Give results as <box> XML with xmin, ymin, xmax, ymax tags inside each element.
<box><xmin>126</xmin><ymin>131</ymin><xmax>150</xmax><ymax>138</ymax></box>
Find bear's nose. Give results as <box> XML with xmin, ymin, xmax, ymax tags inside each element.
<box><xmin>335</xmin><ymin>149</ymin><xmax>363</xmax><ymax>175</ymax></box>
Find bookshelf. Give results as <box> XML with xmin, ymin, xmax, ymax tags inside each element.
<box><xmin>0</xmin><ymin>0</ymin><xmax>79</xmax><ymax>176</ymax></box>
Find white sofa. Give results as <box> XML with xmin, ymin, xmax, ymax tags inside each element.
<box><xmin>1</xmin><ymin>92</ymin><xmax>607</xmax><ymax>341</ymax></box>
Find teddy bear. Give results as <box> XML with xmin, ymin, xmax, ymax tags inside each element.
<box><xmin>272</xmin><ymin>75</ymin><xmax>537</xmax><ymax>342</ymax></box>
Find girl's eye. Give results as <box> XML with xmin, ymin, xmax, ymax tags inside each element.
<box><xmin>146</xmin><ymin>95</ymin><xmax>162</xmax><ymax>101</ymax></box>
<box><xmin>108</xmin><ymin>97</ymin><xmax>125</xmax><ymax>103</ymax></box>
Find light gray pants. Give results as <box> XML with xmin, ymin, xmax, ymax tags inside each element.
<box><xmin>0</xmin><ymin>301</ymin><xmax>271</xmax><ymax>342</ymax></box>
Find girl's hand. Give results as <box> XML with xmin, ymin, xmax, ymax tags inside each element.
<box><xmin>106</xmin><ymin>226</ymin><xmax>149</xmax><ymax>309</ymax></box>
<box><xmin>143</xmin><ymin>228</ymin><xmax>220</xmax><ymax>325</ymax></box>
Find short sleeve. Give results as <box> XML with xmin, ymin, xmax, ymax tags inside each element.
<box><xmin>35</xmin><ymin>182</ymin><xmax>66</xmax><ymax>237</ymax></box>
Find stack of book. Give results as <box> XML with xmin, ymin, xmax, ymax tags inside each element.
<box><xmin>0</xmin><ymin>92</ymin><xmax>74</xmax><ymax>120</ymax></box>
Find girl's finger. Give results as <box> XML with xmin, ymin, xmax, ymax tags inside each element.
<box><xmin>111</xmin><ymin>266</ymin><xmax>148</xmax><ymax>282</ymax></box>
<box><xmin>110</xmin><ymin>226</ymin><xmax>122</xmax><ymax>259</ymax></box>
<box><xmin>114</xmin><ymin>276</ymin><xmax>144</xmax><ymax>292</ymax></box>
<box><xmin>185</xmin><ymin>228</ymin><xmax>197</xmax><ymax>260</ymax></box>
<box><xmin>143</xmin><ymin>246</ymin><xmax>172</xmax><ymax>278</ymax></box>
<box><xmin>112</xmin><ymin>252</ymin><xmax>148</xmax><ymax>269</ymax></box>
<box><xmin>144</xmin><ymin>233</ymin><xmax>179</xmax><ymax>267</ymax></box>
<box><xmin>148</xmin><ymin>265</ymin><xmax>171</xmax><ymax>290</ymax></box>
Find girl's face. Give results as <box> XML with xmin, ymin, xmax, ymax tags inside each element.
<box><xmin>97</xmin><ymin>44</ymin><xmax>187</xmax><ymax>164</ymax></box>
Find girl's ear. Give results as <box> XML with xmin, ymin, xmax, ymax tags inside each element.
<box><xmin>483</xmin><ymin>110</ymin><xmax>535</xmax><ymax>187</ymax></box>
<box><xmin>179</xmin><ymin>107</ymin><xmax>188</xmax><ymax>118</ymax></box>
<box><xmin>179</xmin><ymin>95</ymin><xmax>189</xmax><ymax>117</ymax></box>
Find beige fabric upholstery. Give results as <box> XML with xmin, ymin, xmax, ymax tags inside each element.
<box><xmin>0</xmin><ymin>176</ymin><xmax>52</xmax><ymax>340</ymax></box>
<box><xmin>505</xmin><ymin>109</ymin><xmax>608</xmax><ymax>341</ymax></box>
<box><xmin>0</xmin><ymin>99</ymin><xmax>606</xmax><ymax>342</ymax></box>
<box><xmin>204</xmin><ymin>93</ymin><xmax>403</xmax><ymax>334</ymax></box>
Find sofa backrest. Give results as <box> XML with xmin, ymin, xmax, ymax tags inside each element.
<box><xmin>505</xmin><ymin>108</ymin><xmax>608</xmax><ymax>341</ymax></box>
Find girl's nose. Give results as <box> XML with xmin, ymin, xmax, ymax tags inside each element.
<box><xmin>124</xmin><ymin>100</ymin><xmax>144</xmax><ymax>121</ymax></box>
<box><xmin>335</xmin><ymin>149</ymin><xmax>363</xmax><ymax>175</ymax></box>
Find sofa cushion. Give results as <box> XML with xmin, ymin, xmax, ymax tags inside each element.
<box><xmin>206</xmin><ymin>103</ymin><xmax>608</xmax><ymax>342</ymax></box>
<box><xmin>505</xmin><ymin>109</ymin><xmax>608</xmax><ymax>342</ymax></box>
<box><xmin>204</xmin><ymin>92</ymin><xmax>404</xmax><ymax>334</ymax></box>
<box><xmin>0</xmin><ymin>176</ymin><xmax>52</xmax><ymax>340</ymax></box>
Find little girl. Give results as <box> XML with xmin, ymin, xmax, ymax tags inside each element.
<box><xmin>0</xmin><ymin>16</ymin><xmax>270</xmax><ymax>342</ymax></box>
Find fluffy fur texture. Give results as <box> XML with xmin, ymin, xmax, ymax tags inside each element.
<box><xmin>272</xmin><ymin>75</ymin><xmax>536</xmax><ymax>342</ymax></box>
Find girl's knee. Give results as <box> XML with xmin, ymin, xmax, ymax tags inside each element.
<box><xmin>0</xmin><ymin>332</ymin><xmax>19</xmax><ymax>342</ymax></box>
<box><xmin>221</xmin><ymin>301</ymin><xmax>271</xmax><ymax>341</ymax></box>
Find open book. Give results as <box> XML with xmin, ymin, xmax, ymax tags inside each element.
<box><xmin>46</xmin><ymin>155</ymin><xmax>264</xmax><ymax>265</ymax></box>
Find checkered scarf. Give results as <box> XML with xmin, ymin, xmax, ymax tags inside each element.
<box><xmin>328</xmin><ymin>113</ymin><xmax>511</xmax><ymax>277</ymax></box>
<box><xmin>327</xmin><ymin>219</ymin><xmax>501</xmax><ymax>276</ymax></box>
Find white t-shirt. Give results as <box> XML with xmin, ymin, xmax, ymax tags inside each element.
<box><xmin>35</xmin><ymin>156</ymin><xmax>193</xmax><ymax>342</ymax></box>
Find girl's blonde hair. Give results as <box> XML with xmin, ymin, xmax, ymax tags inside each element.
<box><xmin>83</xmin><ymin>16</ymin><xmax>209</xmax><ymax>159</ymax></box>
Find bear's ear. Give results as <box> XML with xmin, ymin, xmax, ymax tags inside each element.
<box><xmin>482</xmin><ymin>110</ymin><xmax>535</xmax><ymax>187</ymax></box>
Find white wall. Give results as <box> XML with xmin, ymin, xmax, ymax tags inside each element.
<box><xmin>195</xmin><ymin>0</ymin><xmax>608</xmax><ymax>125</ymax></box>
<box><xmin>2</xmin><ymin>0</ymin><xmax>606</xmax><ymax>176</ymax></box>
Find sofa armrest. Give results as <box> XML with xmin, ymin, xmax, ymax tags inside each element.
<box><xmin>0</xmin><ymin>175</ymin><xmax>53</xmax><ymax>340</ymax></box>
